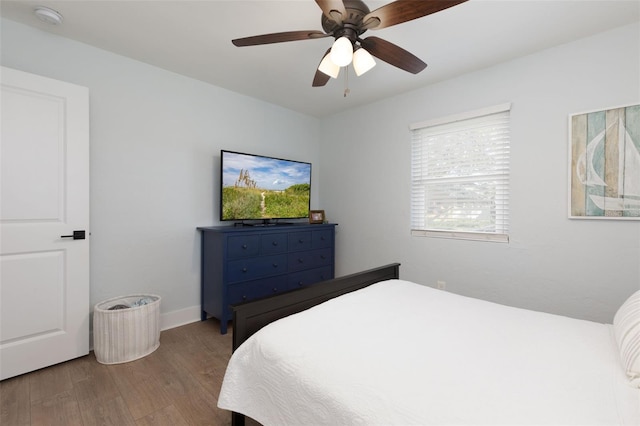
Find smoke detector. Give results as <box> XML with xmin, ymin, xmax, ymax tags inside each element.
<box><xmin>33</xmin><ymin>6</ymin><xmax>63</xmax><ymax>25</ymax></box>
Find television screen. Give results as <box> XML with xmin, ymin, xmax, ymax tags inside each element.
<box><xmin>220</xmin><ymin>150</ymin><xmax>312</xmax><ymax>222</ymax></box>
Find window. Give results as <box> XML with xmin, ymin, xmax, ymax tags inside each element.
<box><xmin>410</xmin><ymin>104</ymin><xmax>511</xmax><ymax>242</ymax></box>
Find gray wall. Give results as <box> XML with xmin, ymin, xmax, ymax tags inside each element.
<box><xmin>3</xmin><ymin>17</ymin><xmax>639</xmax><ymax>326</ymax></box>
<box><xmin>319</xmin><ymin>22</ymin><xmax>640</xmax><ymax>323</ymax></box>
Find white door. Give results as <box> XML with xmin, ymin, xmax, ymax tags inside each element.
<box><xmin>1</xmin><ymin>67</ymin><xmax>90</xmax><ymax>380</ymax></box>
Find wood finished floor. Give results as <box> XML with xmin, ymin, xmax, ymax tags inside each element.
<box><xmin>0</xmin><ymin>319</ymin><xmax>261</xmax><ymax>426</ymax></box>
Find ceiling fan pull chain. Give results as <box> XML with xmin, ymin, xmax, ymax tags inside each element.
<box><xmin>344</xmin><ymin>66</ymin><xmax>350</xmax><ymax>97</ymax></box>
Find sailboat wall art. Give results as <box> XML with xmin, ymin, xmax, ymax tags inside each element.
<box><xmin>569</xmin><ymin>103</ymin><xmax>640</xmax><ymax>220</ymax></box>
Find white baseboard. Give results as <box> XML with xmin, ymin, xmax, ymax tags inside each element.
<box><xmin>160</xmin><ymin>304</ymin><xmax>203</xmax><ymax>331</ymax></box>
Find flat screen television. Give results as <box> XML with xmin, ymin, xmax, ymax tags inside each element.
<box><xmin>220</xmin><ymin>150</ymin><xmax>312</xmax><ymax>224</ymax></box>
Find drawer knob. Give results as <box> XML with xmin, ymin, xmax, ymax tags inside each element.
<box><xmin>298</xmin><ymin>239</ymin><xmax>304</xmax><ymax>243</ymax></box>
<box><xmin>272</xmin><ymin>241</ymin><xmax>278</xmax><ymax>246</ymax></box>
<box><xmin>298</xmin><ymin>258</ymin><xmax>304</xmax><ymax>263</ymax></box>
<box><xmin>242</xmin><ymin>244</ymin><xmax>247</xmax><ymax>249</ymax></box>
<box><xmin>298</xmin><ymin>281</ymin><xmax>303</xmax><ymax>286</ymax></box>
<box><xmin>272</xmin><ymin>263</ymin><xmax>278</xmax><ymax>268</ymax></box>
<box><xmin>242</xmin><ymin>267</ymin><xmax>247</xmax><ymax>273</ymax></box>
<box><xmin>242</xmin><ymin>295</ymin><xmax>247</xmax><ymax>300</ymax></box>
<box><xmin>320</xmin><ymin>255</ymin><xmax>326</xmax><ymax>260</ymax></box>
<box><xmin>272</xmin><ymin>287</ymin><xmax>278</xmax><ymax>292</ymax></box>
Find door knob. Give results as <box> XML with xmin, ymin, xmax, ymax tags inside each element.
<box><xmin>61</xmin><ymin>230</ymin><xmax>86</xmax><ymax>240</ymax></box>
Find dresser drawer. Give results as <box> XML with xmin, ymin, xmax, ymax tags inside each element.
<box><xmin>288</xmin><ymin>266</ymin><xmax>333</xmax><ymax>290</ymax></box>
<box><xmin>288</xmin><ymin>247</ymin><xmax>332</xmax><ymax>272</ymax></box>
<box><xmin>288</xmin><ymin>231</ymin><xmax>312</xmax><ymax>251</ymax></box>
<box><xmin>227</xmin><ymin>254</ymin><xmax>287</xmax><ymax>283</ymax></box>
<box><xmin>227</xmin><ymin>235</ymin><xmax>260</xmax><ymax>259</ymax></box>
<box><xmin>226</xmin><ymin>282</ymin><xmax>248</xmax><ymax>319</ymax></box>
<box><xmin>261</xmin><ymin>233</ymin><xmax>287</xmax><ymax>255</ymax></box>
<box><xmin>247</xmin><ymin>276</ymin><xmax>288</xmax><ymax>300</ymax></box>
<box><xmin>312</xmin><ymin>229</ymin><xmax>333</xmax><ymax>248</ymax></box>
<box><xmin>227</xmin><ymin>276</ymin><xmax>286</xmax><ymax>310</ymax></box>
<box><xmin>228</xmin><ymin>282</ymin><xmax>247</xmax><ymax>305</ymax></box>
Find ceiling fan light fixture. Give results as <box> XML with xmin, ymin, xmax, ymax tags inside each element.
<box><xmin>353</xmin><ymin>47</ymin><xmax>376</xmax><ymax>76</ymax></box>
<box><xmin>318</xmin><ymin>54</ymin><xmax>340</xmax><ymax>79</ymax></box>
<box><xmin>330</xmin><ymin>36</ymin><xmax>353</xmax><ymax>67</ymax></box>
<box><xmin>231</xmin><ymin>0</ymin><xmax>467</xmax><ymax>89</ymax></box>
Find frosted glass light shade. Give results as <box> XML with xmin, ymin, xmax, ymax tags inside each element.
<box><xmin>353</xmin><ymin>48</ymin><xmax>376</xmax><ymax>76</ymax></box>
<box><xmin>330</xmin><ymin>37</ymin><xmax>353</xmax><ymax>67</ymax></box>
<box><xmin>318</xmin><ymin>54</ymin><xmax>340</xmax><ymax>78</ymax></box>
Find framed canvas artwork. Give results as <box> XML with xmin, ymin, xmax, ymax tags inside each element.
<box><xmin>569</xmin><ymin>104</ymin><xmax>640</xmax><ymax>219</ymax></box>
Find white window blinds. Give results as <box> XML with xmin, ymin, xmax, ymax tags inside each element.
<box><xmin>410</xmin><ymin>104</ymin><xmax>511</xmax><ymax>242</ymax></box>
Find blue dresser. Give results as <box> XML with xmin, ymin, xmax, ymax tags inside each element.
<box><xmin>198</xmin><ymin>223</ymin><xmax>337</xmax><ymax>333</ymax></box>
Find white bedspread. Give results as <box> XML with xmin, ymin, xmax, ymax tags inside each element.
<box><xmin>218</xmin><ymin>279</ymin><xmax>640</xmax><ymax>425</ymax></box>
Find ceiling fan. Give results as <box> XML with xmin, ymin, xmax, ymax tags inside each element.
<box><xmin>232</xmin><ymin>0</ymin><xmax>469</xmax><ymax>87</ymax></box>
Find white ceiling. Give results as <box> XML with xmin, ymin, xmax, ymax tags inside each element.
<box><xmin>1</xmin><ymin>0</ymin><xmax>638</xmax><ymax>117</ymax></box>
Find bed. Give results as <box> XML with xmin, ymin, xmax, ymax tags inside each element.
<box><xmin>218</xmin><ymin>263</ymin><xmax>640</xmax><ymax>425</ymax></box>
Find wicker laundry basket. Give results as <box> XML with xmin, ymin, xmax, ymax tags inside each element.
<box><xmin>93</xmin><ymin>294</ymin><xmax>161</xmax><ymax>364</ymax></box>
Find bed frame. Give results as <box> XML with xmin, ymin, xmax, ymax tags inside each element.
<box><xmin>229</xmin><ymin>262</ymin><xmax>401</xmax><ymax>425</ymax></box>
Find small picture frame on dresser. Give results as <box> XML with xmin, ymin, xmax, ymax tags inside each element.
<box><xmin>309</xmin><ymin>210</ymin><xmax>325</xmax><ymax>224</ymax></box>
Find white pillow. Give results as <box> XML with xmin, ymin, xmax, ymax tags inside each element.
<box><xmin>613</xmin><ymin>289</ymin><xmax>640</xmax><ymax>387</ymax></box>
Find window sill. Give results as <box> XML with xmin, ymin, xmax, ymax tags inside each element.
<box><xmin>411</xmin><ymin>229</ymin><xmax>509</xmax><ymax>243</ymax></box>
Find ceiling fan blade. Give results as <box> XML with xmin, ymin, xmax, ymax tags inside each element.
<box><xmin>361</xmin><ymin>36</ymin><xmax>427</xmax><ymax>74</ymax></box>
<box><xmin>361</xmin><ymin>0</ymin><xmax>468</xmax><ymax>30</ymax></box>
<box><xmin>312</xmin><ymin>69</ymin><xmax>332</xmax><ymax>87</ymax></box>
<box><xmin>315</xmin><ymin>0</ymin><xmax>348</xmax><ymax>25</ymax></box>
<box><xmin>313</xmin><ymin>49</ymin><xmax>332</xmax><ymax>87</ymax></box>
<box><xmin>232</xmin><ymin>31</ymin><xmax>330</xmax><ymax>47</ymax></box>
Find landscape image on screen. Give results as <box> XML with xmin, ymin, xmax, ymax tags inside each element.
<box><xmin>221</xmin><ymin>151</ymin><xmax>311</xmax><ymax>221</ymax></box>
